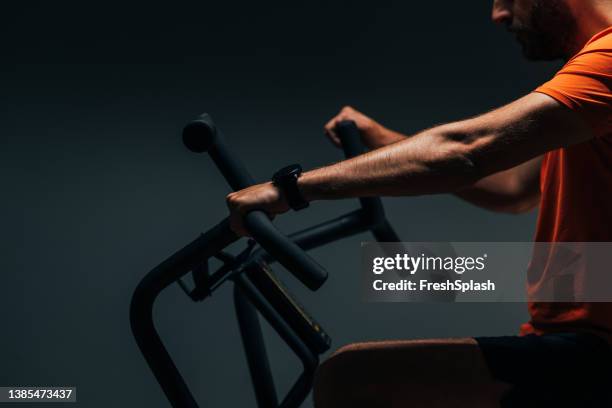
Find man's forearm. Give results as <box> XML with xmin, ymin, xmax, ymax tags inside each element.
<box><xmin>368</xmin><ymin>126</ymin><xmax>408</xmax><ymax>149</ymax></box>
<box><xmin>298</xmin><ymin>125</ymin><xmax>480</xmax><ymax>201</ymax></box>
<box><xmin>298</xmin><ymin>92</ymin><xmax>583</xmax><ymax>204</ymax></box>
<box><xmin>453</xmin><ymin>156</ymin><xmax>542</xmax><ymax>214</ymax></box>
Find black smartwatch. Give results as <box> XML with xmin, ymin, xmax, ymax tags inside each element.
<box><xmin>272</xmin><ymin>164</ymin><xmax>309</xmax><ymax>211</ymax></box>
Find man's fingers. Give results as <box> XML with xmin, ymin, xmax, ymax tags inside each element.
<box><xmin>324</xmin><ymin>105</ymin><xmax>364</xmax><ymax>147</ymax></box>
<box><xmin>227</xmin><ymin>196</ymin><xmax>249</xmax><ymax>236</ymax></box>
<box><xmin>324</xmin><ymin>118</ymin><xmax>338</xmax><ymax>136</ymax></box>
<box><xmin>226</xmin><ymin>182</ymin><xmax>288</xmax><ymax>237</ymax></box>
<box><xmin>325</xmin><ymin>131</ymin><xmax>341</xmax><ymax>147</ymax></box>
<box><xmin>324</xmin><ymin>117</ymin><xmax>342</xmax><ymax>147</ymax></box>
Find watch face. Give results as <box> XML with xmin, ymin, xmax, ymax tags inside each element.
<box><xmin>271</xmin><ymin>163</ymin><xmax>309</xmax><ymax>211</ymax></box>
<box><xmin>273</xmin><ymin>164</ymin><xmax>302</xmax><ymax>182</ymax></box>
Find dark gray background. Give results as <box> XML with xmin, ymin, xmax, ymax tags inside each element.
<box><xmin>1</xmin><ymin>1</ymin><xmax>559</xmax><ymax>406</ymax></box>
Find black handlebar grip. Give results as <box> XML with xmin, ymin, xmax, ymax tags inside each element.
<box><xmin>182</xmin><ymin>114</ymin><xmax>328</xmax><ymax>290</ymax></box>
<box><xmin>336</xmin><ymin>120</ymin><xmax>366</xmax><ymax>159</ymax></box>
<box><xmin>244</xmin><ymin>212</ymin><xmax>327</xmax><ymax>290</ymax></box>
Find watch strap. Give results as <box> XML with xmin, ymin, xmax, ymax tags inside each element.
<box><xmin>272</xmin><ymin>164</ymin><xmax>309</xmax><ymax>211</ymax></box>
<box><xmin>283</xmin><ymin>176</ymin><xmax>309</xmax><ymax>211</ymax></box>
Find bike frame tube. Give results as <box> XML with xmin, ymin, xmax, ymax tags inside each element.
<box><xmin>130</xmin><ymin>219</ymin><xmax>238</xmax><ymax>408</ymax></box>
<box><xmin>234</xmin><ymin>286</ymin><xmax>279</xmax><ymax>408</ymax></box>
<box><xmin>235</xmin><ymin>273</ymin><xmax>318</xmax><ymax>408</ymax></box>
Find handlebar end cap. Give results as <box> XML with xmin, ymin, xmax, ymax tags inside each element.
<box><xmin>183</xmin><ymin>114</ymin><xmax>217</xmax><ymax>153</ymax></box>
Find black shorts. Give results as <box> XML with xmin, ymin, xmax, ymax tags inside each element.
<box><xmin>475</xmin><ymin>332</ymin><xmax>612</xmax><ymax>408</ymax></box>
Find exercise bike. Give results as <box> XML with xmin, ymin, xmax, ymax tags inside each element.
<box><xmin>129</xmin><ymin>114</ymin><xmax>402</xmax><ymax>408</ymax></box>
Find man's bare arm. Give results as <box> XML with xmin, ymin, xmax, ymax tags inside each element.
<box><xmin>455</xmin><ymin>156</ymin><xmax>543</xmax><ymax>214</ymax></box>
<box><xmin>296</xmin><ymin>93</ymin><xmax>589</xmax><ymax>201</ymax></box>
<box><xmin>226</xmin><ymin>93</ymin><xmax>592</xmax><ymax>235</ymax></box>
<box><xmin>323</xmin><ymin>106</ymin><xmax>544</xmax><ymax>214</ymax></box>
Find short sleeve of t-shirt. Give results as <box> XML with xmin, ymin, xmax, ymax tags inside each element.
<box><xmin>534</xmin><ymin>27</ymin><xmax>612</xmax><ymax>137</ymax></box>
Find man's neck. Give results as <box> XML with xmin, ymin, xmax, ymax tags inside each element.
<box><xmin>566</xmin><ymin>2</ymin><xmax>612</xmax><ymax>57</ymax></box>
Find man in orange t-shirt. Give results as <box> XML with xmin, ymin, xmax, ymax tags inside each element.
<box><xmin>226</xmin><ymin>1</ymin><xmax>612</xmax><ymax>407</ymax></box>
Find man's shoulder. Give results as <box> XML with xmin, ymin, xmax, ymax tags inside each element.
<box><xmin>580</xmin><ymin>26</ymin><xmax>612</xmax><ymax>53</ymax></box>
<box><xmin>563</xmin><ymin>27</ymin><xmax>612</xmax><ymax>72</ymax></box>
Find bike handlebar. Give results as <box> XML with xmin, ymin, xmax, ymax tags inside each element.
<box><xmin>182</xmin><ymin>114</ymin><xmax>328</xmax><ymax>291</ymax></box>
<box><xmin>336</xmin><ymin>120</ymin><xmax>367</xmax><ymax>158</ymax></box>
<box><xmin>183</xmin><ymin>114</ymin><xmax>255</xmax><ymax>190</ymax></box>
<box><xmin>130</xmin><ymin>115</ymin><xmax>402</xmax><ymax>408</ymax></box>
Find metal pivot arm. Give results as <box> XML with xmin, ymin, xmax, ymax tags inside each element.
<box><xmin>234</xmin><ymin>270</ymin><xmax>319</xmax><ymax>408</ymax></box>
<box><xmin>245</xmin><ymin>261</ymin><xmax>331</xmax><ymax>355</ymax></box>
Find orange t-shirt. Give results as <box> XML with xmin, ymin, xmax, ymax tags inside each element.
<box><xmin>521</xmin><ymin>27</ymin><xmax>612</xmax><ymax>341</ymax></box>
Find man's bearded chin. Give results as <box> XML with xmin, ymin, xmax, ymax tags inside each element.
<box><xmin>512</xmin><ymin>0</ymin><xmax>576</xmax><ymax>61</ymax></box>
<box><xmin>514</xmin><ymin>27</ymin><xmax>566</xmax><ymax>61</ymax></box>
